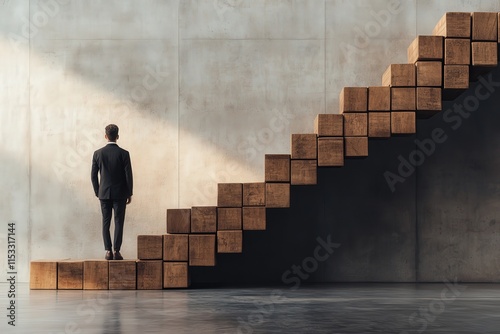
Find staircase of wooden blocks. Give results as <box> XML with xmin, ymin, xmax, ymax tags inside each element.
<box><xmin>30</xmin><ymin>12</ymin><xmax>500</xmax><ymax>289</ymax></box>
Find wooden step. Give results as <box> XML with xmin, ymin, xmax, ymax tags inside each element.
<box><xmin>242</xmin><ymin>182</ymin><xmax>265</xmax><ymax>206</ymax></box>
<box><xmin>382</xmin><ymin>64</ymin><xmax>416</xmax><ymax>87</ymax></box>
<box><xmin>30</xmin><ymin>260</ymin><xmax>58</xmax><ymax>290</ymax></box>
<box><xmin>339</xmin><ymin>87</ymin><xmax>367</xmax><ymax>113</ymax></box>
<box><xmin>191</xmin><ymin>206</ymin><xmax>217</xmax><ymax>233</ymax></box>
<box><xmin>109</xmin><ymin>260</ymin><xmax>137</xmax><ymax>290</ymax></box>
<box><xmin>57</xmin><ymin>260</ymin><xmax>83</xmax><ymax>290</ymax></box>
<box><xmin>314</xmin><ymin>114</ymin><xmax>343</xmax><ymax>136</ymax></box>
<box><xmin>218</xmin><ymin>183</ymin><xmax>243</xmax><ymax>207</ymax></box>
<box><xmin>472</xmin><ymin>12</ymin><xmax>498</xmax><ymax>41</ymax></box>
<box><xmin>368</xmin><ymin>86</ymin><xmax>391</xmax><ymax>111</ymax></box>
<box><xmin>163</xmin><ymin>234</ymin><xmax>189</xmax><ymax>262</ymax></box>
<box><xmin>407</xmin><ymin>36</ymin><xmax>443</xmax><ymax>63</ymax></box>
<box><xmin>83</xmin><ymin>260</ymin><xmax>109</xmax><ymax>290</ymax></box>
<box><xmin>433</xmin><ymin>12</ymin><xmax>471</xmax><ymax>38</ymax></box>
<box><xmin>291</xmin><ymin>134</ymin><xmax>317</xmax><ymax>159</ymax></box>
<box><xmin>265</xmin><ymin>154</ymin><xmax>290</xmax><ymax>182</ymax></box>
<box><xmin>166</xmin><ymin>208</ymin><xmax>191</xmax><ymax>234</ymax></box>
<box><xmin>137</xmin><ymin>235</ymin><xmax>163</xmax><ymax>260</ymax></box>
<box><xmin>137</xmin><ymin>260</ymin><xmax>163</xmax><ymax>290</ymax></box>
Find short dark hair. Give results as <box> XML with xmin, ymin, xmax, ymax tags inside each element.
<box><xmin>105</xmin><ymin>124</ymin><xmax>119</xmax><ymax>141</ymax></box>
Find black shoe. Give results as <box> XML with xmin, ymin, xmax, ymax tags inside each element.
<box><xmin>105</xmin><ymin>251</ymin><xmax>113</xmax><ymax>260</ymax></box>
<box><xmin>114</xmin><ymin>251</ymin><xmax>123</xmax><ymax>260</ymax></box>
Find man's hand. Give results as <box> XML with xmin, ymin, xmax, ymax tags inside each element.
<box><xmin>126</xmin><ymin>197</ymin><xmax>132</xmax><ymax>205</ymax></box>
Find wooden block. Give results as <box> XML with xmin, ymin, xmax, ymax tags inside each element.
<box><xmin>345</xmin><ymin>137</ymin><xmax>368</xmax><ymax>157</ymax></box>
<box><xmin>217</xmin><ymin>183</ymin><xmax>242</xmax><ymax>207</ymax></box>
<box><xmin>407</xmin><ymin>36</ymin><xmax>443</xmax><ymax>63</ymax></box>
<box><xmin>443</xmin><ymin>65</ymin><xmax>469</xmax><ymax>89</ymax></box>
<box><xmin>164</xmin><ymin>262</ymin><xmax>189</xmax><ymax>288</ymax></box>
<box><xmin>265</xmin><ymin>154</ymin><xmax>290</xmax><ymax>182</ymax></box>
<box><xmin>417</xmin><ymin>87</ymin><xmax>442</xmax><ymax>111</ymax></box>
<box><xmin>391</xmin><ymin>88</ymin><xmax>416</xmax><ymax>110</ymax></box>
<box><xmin>472</xmin><ymin>12</ymin><xmax>498</xmax><ymax>41</ymax></box>
<box><xmin>243</xmin><ymin>183</ymin><xmax>265</xmax><ymax>206</ymax></box>
<box><xmin>368</xmin><ymin>112</ymin><xmax>391</xmax><ymax>138</ymax></box>
<box><xmin>163</xmin><ymin>234</ymin><xmax>189</xmax><ymax>261</ymax></box>
<box><xmin>189</xmin><ymin>234</ymin><xmax>216</xmax><ymax>266</ymax></box>
<box><xmin>291</xmin><ymin>160</ymin><xmax>317</xmax><ymax>185</ymax></box>
<box><xmin>57</xmin><ymin>261</ymin><xmax>83</xmax><ymax>290</ymax></box>
<box><xmin>291</xmin><ymin>134</ymin><xmax>317</xmax><ymax>159</ymax></box>
<box><xmin>217</xmin><ymin>231</ymin><xmax>243</xmax><ymax>253</ymax></box>
<box><xmin>30</xmin><ymin>260</ymin><xmax>58</xmax><ymax>289</ymax></box>
<box><xmin>382</xmin><ymin>64</ymin><xmax>416</xmax><ymax>87</ymax></box>
<box><xmin>471</xmin><ymin>42</ymin><xmax>498</xmax><ymax>66</ymax></box>
<box><xmin>317</xmin><ymin>137</ymin><xmax>344</xmax><ymax>167</ymax></box>
<box><xmin>314</xmin><ymin>114</ymin><xmax>343</xmax><ymax>136</ymax></box>
<box><xmin>265</xmin><ymin>183</ymin><xmax>290</xmax><ymax>208</ymax></box>
<box><xmin>217</xmin><ymin>207</ymin><xmax>242</xmax><ymax>230</ymax></box>
<box><xmin>83</xmin><ymin>260</ymin><xmax>109</xmax><ymax>290</ymax></box>
<box><xmin>109</xmin><ymin>260</ymin><xmax>136</xmax><ymax>290</ymax></box>
<box><xmin>137</xmin><ymin>260</ymin><xmax>163</xmax><ymax>290</ymax></box>
<box><xmin>242</xmin><ymin>207</ymin><xmax>266</xmax><ymax>230</ymax></box>
<box><xmin>416</xmin><ymin>61</ymin><xmax>442</xmax><ymax>86</ymax></box>
<box><xmin>137</xmin><ymin>235</ymin><xmax>163</xmax><ymax>260</ymax></box>
<box><xmin>191</xmin><ymin>206</ymin><xmax>217</xmax><ymax>233</ymax></box>
<box><xmin>339</xmin><ymin>87</ymin><xmax>367</xmax><ymax>113</ymax></box>
<box><xmin>166</xmin><ymin>209</ymin><xmax>191</xmax><ymax>234</ymax></box>
<box><xmin>444</xmin><ymin>39</ymin><xmax>470</xmax><ymax>65</ymax></box>
<box><xmin>343</xmin><ymin>113</ymin><xmax>368</xmax><ymax>136</ymax></box>
<box><xmin>368</xmin><ymin>86</ymin><xmax>391</xmax><ymax>111</ymax></box>
<box><xmin>391</xmin><ymin>112</ymin><xmax>416</xmax><ymax>134</ymax></box>
<box><xmin>433</xmin><ymin>12</ymin><xmax>471</xmax><ymax>38</ymax></box>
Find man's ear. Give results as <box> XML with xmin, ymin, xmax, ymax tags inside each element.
<box><xmin>105</xmin><ymin>134</ymin><xmax>108</xmax><ymax>140</ymax></box>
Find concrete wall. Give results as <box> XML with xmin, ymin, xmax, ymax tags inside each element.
<box><xmin>2</xmin><ymin>0</ymin><xmax>500</xmax><ymax>283</ymax></box>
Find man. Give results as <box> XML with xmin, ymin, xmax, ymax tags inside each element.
<box><xmin>91</xmin><ymin>124</ymin><xmax>133</xmax><ymax>260</ymax></box>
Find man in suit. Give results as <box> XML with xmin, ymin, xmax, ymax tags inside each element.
<box><xmin>91</xmin><ymin>124</ymin><xmax>133</xmax><ymax>260</ymax></box>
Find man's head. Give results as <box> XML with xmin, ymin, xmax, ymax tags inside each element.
<box><xmin>105</xmin><ymin>124</ymin><xmax>119</xmax><ymax>142</ymax></box>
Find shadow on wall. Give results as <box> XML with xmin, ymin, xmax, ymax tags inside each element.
<box><xmin>191</xmin><ymin>65</ymin><xmax>500</xmax><ymax>285</ymax></box>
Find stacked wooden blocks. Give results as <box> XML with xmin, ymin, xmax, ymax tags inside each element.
<box><xmin>265</xmin><ymin>154</ymin><xmax>290</xmax><ymax>207</ymax></box>
<box><xmin>315</xmin><ymin>114</ymin><xmax>344</xmax><ymax>166</ymax></box>
<box><xmin>217</xmin><ymin>183</ymin><xmax>243</xmax><ymax>254</ymax></box>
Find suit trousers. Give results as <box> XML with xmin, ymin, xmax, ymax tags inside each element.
<box><xmin>100</xmin><ymin>198</ymin><xmax>127</xmax><ymax>251</ymax></box>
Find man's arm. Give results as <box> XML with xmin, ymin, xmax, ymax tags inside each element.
<box><xmin>91</xmin><ymin>152</ymin><xmax>100</xmax><ymax>197</ymax></box>
<box><xmin>124</xmin><ymin>151</ymin><xmax>133</xmax><ymax>203</ymax></box>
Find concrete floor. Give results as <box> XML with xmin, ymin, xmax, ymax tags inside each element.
<box><xmin>2</xmin><ymin>283</ymin><xmax>500</xmax><ymax>333</ymax></box>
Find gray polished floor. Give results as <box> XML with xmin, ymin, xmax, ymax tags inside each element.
<box><xmin>2</xmin><ymin>283</ymin><xmax>500</xmax><ymax>333</ymax></box>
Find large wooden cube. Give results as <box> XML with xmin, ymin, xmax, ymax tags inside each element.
<box><xmin>83</xmin><ymin>260</ymin><xmax>109</xmax><ymax>290</ymax></box>
<box><xmin>217</xmin><ymin>183</ymin><xmax>242</xmax><ymax>207</ymax></box>
<box><xmin>345</xmin><ymin>137</ymin><xmax>368</xmax><ymax>157</ymax></box>
<box><xmin>471</xmin><ymin>42</ymin><xmax>498</xmax><ymax>66</ymax></box>
<box><xmin>217</xmin><ymin>231</ymin><xmax>243</xmax><ymax>253</ymax></box>
<box><xmin>137</xmin><ymin>235</ymin><xmax>163</xmax><ymax>260</ymax></box>
<box><xmin>137</xmin><ymin>260</ymin><xmax>163</xmax><ymax>290</ymax></box>
<box><xmin>416</xmin><ymin>61</ymin><xmax>442</xmax><ymax>86</ymax></box>
<box><xmin>433</xmin><ymin>12</ymin><xmax>471</xmax><ymax>38</ymax></box>
<box><xmin>339</xmin><ymin>87</ymin><xmax>367</xmax><ymax>113</ymax></box>
<box><xmin>109</xmin><ymin>260</ymin><xmax>137</xmax><ymax>290</ymax></box>
<box><xmin>30</xmin><ymin>260</ymin><xmax>58</xmax><ymax>290</ymax></box>
<box><xmin>391</xmin><ymin>88</ymin><xmax>416</xmax><ymax>110</ymax></box>
<box><xmin>417</xmin><ymin>87</ymin><xmax>442</xmax><ymax>111</ymax></box>
<box><xmin>382</xmin><ymin>64</ymin><xmax>416</xmax><ymax>87</ymax></box>
<box><xmin>343</xmin><ymin>113</ymin><xmax>367</xmax><ymax>136</ymax></box>
<box><xmin>189</xmin><ymin>235</ymin><xmax>216</xmax><ymax>266</ymax></box>
<box><xmin>291</xmin><ymin>160</ymin><xmax>317</xmax><ymax>185</ymax></box>
<box><xmin>166</xmin><ymin>209</ymin><xmax>191</xmax><ymax>234</ymax></box>
<box><xmin>58</xmin><ymin>261</ymin><xmax>83</xmax><ymax>290</ymax></box>
<box><xmin>242</xmin><ymin>207</ymin><xmax>266</xmax><ymax>230</ymax></box>
<box><xmin>317</xmin><ymin>137</ymin><xmax>344</xmax><ymax>166</ymax></box>
<box><xmin>472</xmin><ymin>12</ymin><xmax>498</xmax><ymax>41</ymax></box>
<box><xmin>163</xmin><ymin>234</ymin><xmax>189</xmax><ymax>262</ymax></box>
<box><xmin>191</xmin><ymin>206</ymin><xmax>217</xmax><ymax>233</ymax></box>
<box><xmin>164</xmin><ymin>262</ymin><xmax>189</xmax><ymax>288</ymax></box>
<box><xmin>265</xmin><ymin>183</ymin><xmax>290</xmax><ymax>208</ymax></box>
<box><xmin>291</xmin><ymin>134</ymin><xmax>317</xmax><ymax>159</ymax></box>
<box><xmin>368</xmin><ymin>86</ymin><xmax>391</xmax><ymax>111</ymax></box>
<box><xmin>368</xmin><ymin>112</ymin><xmax>391</xmax><ymax>138</ymax></box>
<box><xmin>242</xmin><ymin>183</ymin><xmax>265</xmax><ymax>206</ymax></box>
<box><xmin>265</xmin><ymin>154</ymin><xmax>290</xmax><ymax>182</ymax></box>
<box><xmin>391</xmin><ymin>112</ymin><xmax>416</xmax><ymax>134</ymax></box>
<box><xmin>407</xmin><ymin>36</ymin><xmax>443</xmax><ymax>63</ymax></box>
<box><xmin>217</xmin><ymin>207</ymin><xmax>242</xmax><ymax>230</ymax></box>
<box><xmin>314</xmin><ymin>114</ymin><xmax>343</xmax><ymax>136</ymax></box>
<box><xmin>443</xmin><ymin>65</ymin><xmax>469</xmax><ymax>89</ymax></box>
<box><xmin>444</xmin><ymin>39</ymin><xmax>470</xmax><ymax>65</ymax></box>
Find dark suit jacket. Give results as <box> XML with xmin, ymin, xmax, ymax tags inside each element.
<box><xmin>91</xmin><ymin>143</ymin><xmax>133</xmax><ymax>200</ymax></box>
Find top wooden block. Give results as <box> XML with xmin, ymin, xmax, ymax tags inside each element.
<box><xmin>382</xmin><ymin>64</ymin><xmax>415</xmax><ymax>87</ymax></box>
<box><xmin>314</xmin><ymin>114</ymin><xmax>343</xmax><ymax>136</ymax></box>
<box><xmin>339</xmin><ymin>87</ymin><xmax>367</xmax><ymax>113</ymax></box>
<box><xmin>166</xmin><ymin>209</ymin><xmax>191</xmax><ymax>234</ymax></box>
<box><xmin>368</xmin><ymin>86</ymin><xmax>391</xmax><ymax>111</ymax></box>
<box><xmin>407</xmin><ymin>36</ymin><xmax>443</xmax><ymax>63</ymax></box>
<box><xmin>217</xmin><ymin>183</ymin><xmax>242</xmax><ymax>207</ymax></box>
<box><xmin>433</xmin><ymin>12</ymin><xmax>471</xmax><ymax>38</ymax></box>
<box><xmin>137</xmin><ymin>235</ymin><xmax>163</xmax><ymax>260</ymax></box>
<box><xmin>265</xmin><ymin>154</ymin><xmax>290</xmax><ymax>182</ymax></box>
<box><xmin>291</xmin><ymin>134</ymin><xmax>317</xmax><ymax>159</ymax></box>
<box><xmin>472</xmin><ymin>12</ymin><xmax>498</xmax><ymax>41</ymax></box>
